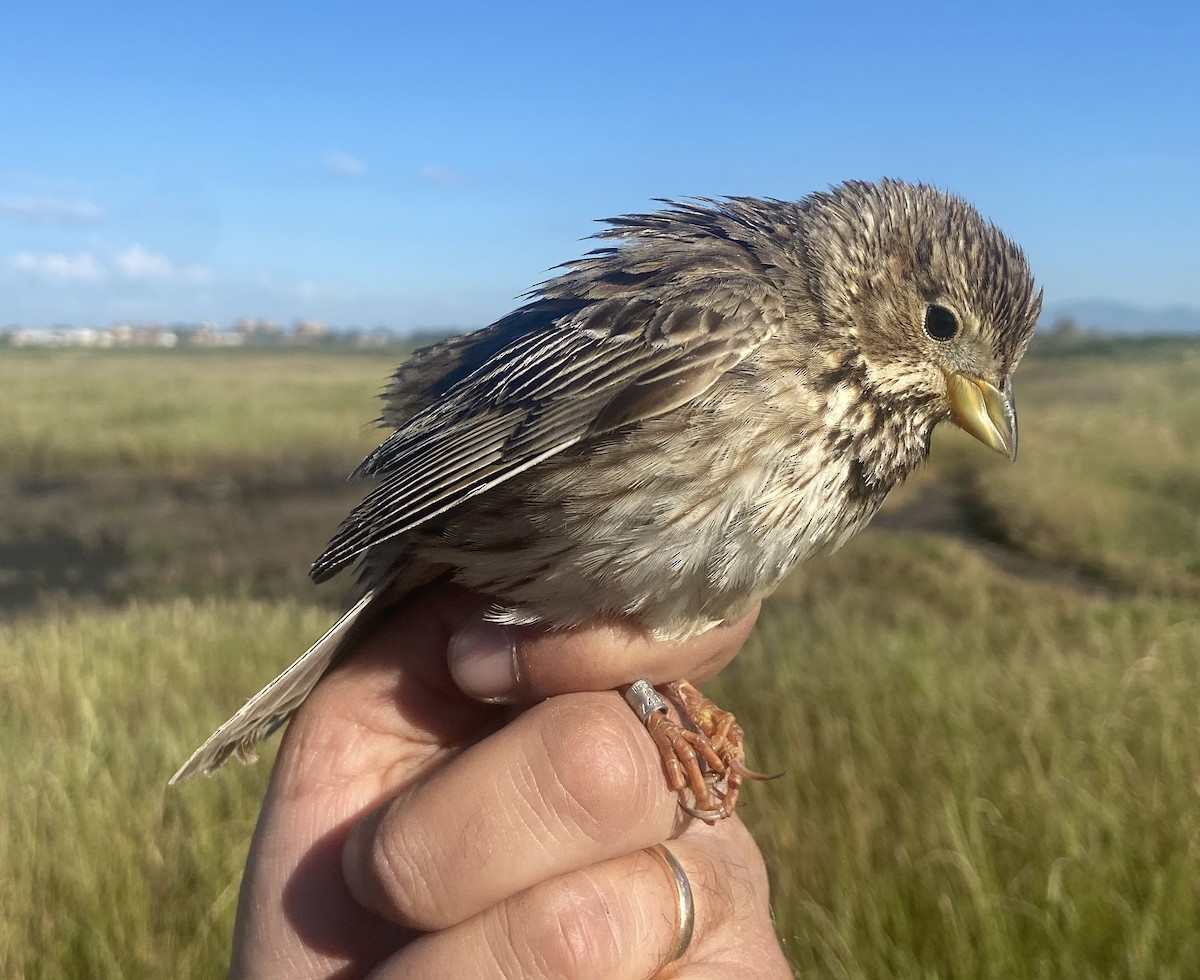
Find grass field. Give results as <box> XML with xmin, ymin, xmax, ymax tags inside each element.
<box><xmin>3</xmin><ymin>337</ymin><xmax>1200</xmax><ymax>977</ymax></box>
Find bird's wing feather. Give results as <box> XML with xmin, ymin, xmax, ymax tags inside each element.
<box><xmin>311</xmin><ymin>270</ymin><xmax>784</xmax><ymax>582</ymax></box>
<box><xmin>169</xmin><ymin>589</ymin><xmax>380</xmax><ymax>782</ymax></box>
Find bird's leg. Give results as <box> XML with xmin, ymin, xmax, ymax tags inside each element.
<box><xmin>622</xmin><ymin>678</ymin><xmax>774</xmax><ymax>823</ymax></box>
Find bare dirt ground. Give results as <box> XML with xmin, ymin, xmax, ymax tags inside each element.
<box><xmin>0</xmin><ymin>469</ymin><xmax>363</xmax><ymax>612</ymax></box>
<box><xmin>873</xmin><ymin>468</ymin><xmax>1118</xmax><ymax>597</ymax></box>
<box><xmin>1</xmin><ymin>462</ymin><xmax>1116</xmax><ymax>616</ymax></box>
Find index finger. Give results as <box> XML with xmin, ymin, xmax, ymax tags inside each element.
<box><xmin>340</xmin><ymin>690</ymin><xmax>686</xmax><ymax>930</ymax></box>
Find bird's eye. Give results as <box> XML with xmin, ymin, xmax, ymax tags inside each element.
<box><xmin>923</xmin><ymin>305</ymin><xmax>959</xmax><ymax>342</ymax></box>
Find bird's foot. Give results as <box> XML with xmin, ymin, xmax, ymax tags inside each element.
<box><xmin>625</xmin><ymin>678</ymin><xmax>777</xmax><ymax>824</ymax></box>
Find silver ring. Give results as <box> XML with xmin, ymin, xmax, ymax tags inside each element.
<box><xmin>624</xmin><ymin>679</ymin><xmax>669</xmax><ymax>724</ymax></box>
<box><xmin>646</xmin><ymin>843</ymin><xmax>694</xmax><ymax>970</ymax></box>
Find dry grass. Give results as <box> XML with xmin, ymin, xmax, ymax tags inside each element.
<box><xmin>718</xmin><ymin>533</ymin><xmax>1200</xmax><ymax>978</ymax></box>
<box><xmin>0</xmin><ymin>599</ymin><xmax>301</xmax><ymax>977</ymax></box>
<box><xmin>962</xmin><ymin>345</ymin><xmax>1200</xmax><ymax>599</ymax></box>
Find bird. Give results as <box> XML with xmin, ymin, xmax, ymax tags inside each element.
<box><xmin>172</xmin><ymin>179</ymin><xmax>1041</xmax><ymax>818</ymax></box>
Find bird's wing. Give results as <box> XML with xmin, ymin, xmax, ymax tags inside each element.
<box><xmin>311</xmin><ymin>271</ymin><xmax>785</xmax><ymax>582</ymax></box>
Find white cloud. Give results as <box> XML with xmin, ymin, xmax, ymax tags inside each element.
<box><xmin>420</xmin><ymin>164</ymin><xmax>465</xmax><ymax>186</ymax></box>
<box><xmin>9</xmin><ymin>250</ymin><xmax>105</xmax><ymax>282</ymax></box>
<box><xmin>0</xmin><ymin>195</ymin><xmax>103</xmax><ymax>223</ymax></box>
<box><xmin>112</xmin><ymin>244</ymin><xmax>211</xmax><ymax>282</ymax></box>
<box><xmin>325</xmin><ymin>152</ymin><xmax>366</xmax><ymax>177</ymax></box>
<box><xmin>112</xmin><ymin>243</ymin><xmax>173</xmax><ymax>279</ymax></box>
<box><xmin>8</xmin><ymin>245</ymin><xmax>210</xmax><ymax>285</ymax></box>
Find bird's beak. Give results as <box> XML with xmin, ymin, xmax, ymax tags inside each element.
<box><xmin>944</xmin><ymin>372</ymin><xmax>1018</xmax><ymax>461</ymax></box>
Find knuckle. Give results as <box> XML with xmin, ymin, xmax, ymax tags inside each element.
<box><xmin>534</xmin><ymin>695</ymin><xmax>658</xmax><ymax>841</ymax></box>
<box><xmin>538</xmin><ymin>882</ymin><xmax>624</xmax><ymax>978</ymax></box>
<box><xmin>492</xmin><ymin>874</ymin><xmax>624</xmax><ymax>979</ymax></box>
<box><xmin>358</xmin><ymin>813</ymin><xmax>451</xmax><ymax>930</ymax></box>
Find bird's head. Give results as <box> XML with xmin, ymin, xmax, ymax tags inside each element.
<box><xmin>801</xmin><ymin>179</ymin><xmax>1042</xmax><ymax>460</ymax></box>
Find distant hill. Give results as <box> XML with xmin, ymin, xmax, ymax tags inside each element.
<box><xmin>1041</xmin><ymin>300</ymin><xmax>1200</xmax><ymax>334</ymax></box>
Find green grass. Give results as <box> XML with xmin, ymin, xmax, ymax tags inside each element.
<box><xmin>3</xmin><ymin>339</ymin><xmax>1200</xmax><ymax>977</ymax></box>
<box><xmin>0</xmin><ymin>349</ymin><xmax>402</xmax><ymax>479</ymax></box>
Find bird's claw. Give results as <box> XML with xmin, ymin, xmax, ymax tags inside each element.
<box><xmin>640</xmin><ymin>679</ymin><xmax>769</xmax><ymax>821</ymax></box>
<box><xmin>678</xmin><ymin>800</ymin><xmax>731</xmax><ymax>824</ymax></box>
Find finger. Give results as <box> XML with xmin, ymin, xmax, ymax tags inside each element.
<box><xmin>342</xmin><ymin>691</ymin><xmax>687</xmax><ymax>930</ymax></box>
<box><xmin>370</xmin><ymin>821</ymin><xmax>764</xmax><ymax>980</ymax></box>
<box><xmin>228</xmin><ymin>584</ymin><xmax>500</xmax><ymax>978</ymax></box>
<box><xmin>448</xmin><ymin>605</ymin><xmax>760</xmax><ymax>703</ymax></box>
<box><xmin>663</xmin><ymin>821</ymin><xmax>791</xmax><ymax>980</ymax></box>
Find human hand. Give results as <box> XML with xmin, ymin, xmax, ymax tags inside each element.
<box><xmin>229</xmin><ymin>584</ymin><xmax>790</xmax><ymax>978</ymax></box>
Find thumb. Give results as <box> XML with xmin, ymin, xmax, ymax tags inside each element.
<box><xmin>446</xmin><ymin>606</ymin><xmax>759</xmax><ymax>704</ymax></box>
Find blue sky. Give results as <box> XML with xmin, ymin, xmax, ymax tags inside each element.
<box><xmin>2</xmin><ymin>0</ymin><xmax>1197</xmax><ymax>330</ymax></box>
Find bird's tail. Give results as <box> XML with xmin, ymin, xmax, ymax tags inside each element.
<box><xmin>170</xmin><ymin>589</ymin><xmax>381</xmax><ymax>784</ymax></box>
